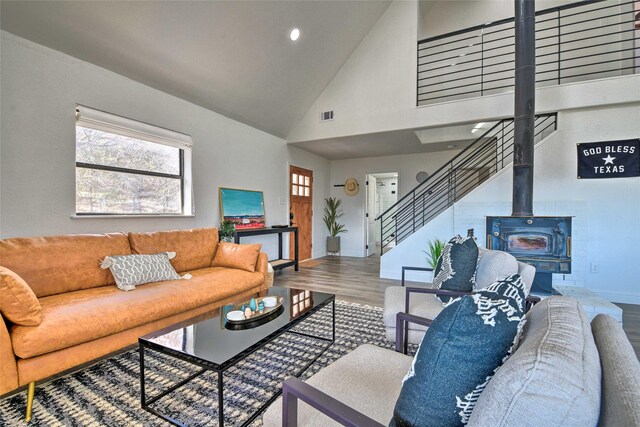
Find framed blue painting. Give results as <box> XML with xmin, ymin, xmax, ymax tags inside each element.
<box><xmin>219</xmin><ymin>187</ymin><xmax>266</xmax><ymax>229</ymax></box>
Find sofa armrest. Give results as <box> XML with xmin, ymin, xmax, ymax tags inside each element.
<box><xmin>255</xmin><ymin>252</ymin><xmax>269</xmax><ymax>281</ymax></box>
<box><xmin>0</xmin><ymin>314</ymin><xmax>19</xmax><ymax>395</ymax></box>
<box><xmin>401</xmin><ymin>266</ymin><xmax>433</xmax><ymax>287</ymax></box>
<box><xmin>282</xmin><ymin>377</ymin><xmax>385</xmax><ymax>427</ymax></box>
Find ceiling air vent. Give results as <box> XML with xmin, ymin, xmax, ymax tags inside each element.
<box><xmin>320</xmin><ymin>110</ymin><xmax>334</xmax><ymax>122</ymax></box>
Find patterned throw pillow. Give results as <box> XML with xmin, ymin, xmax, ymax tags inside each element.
<box><xmin>101</xmin><ymin>252</ymin><xmax>182</xmax><ymax>291</ymax></box>
<box><xmin>433</xmin><ymin>235</ymin><xmax>479</xmax><ymax>304</ymax></box>
<box><xmin>391</xmin><ymin>274</ymin><xmax>527</xmax><ymax>427</ymax></box>
<box><xmin>482</xmin><ymin>273</ymin><xmax>529</xmax><ymax>312</ymax></box>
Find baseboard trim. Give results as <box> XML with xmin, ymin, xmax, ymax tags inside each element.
<box><xmin>336</xmin><ymin>249</ymin><xmax>365</xmax><ymax>258</ymax></box>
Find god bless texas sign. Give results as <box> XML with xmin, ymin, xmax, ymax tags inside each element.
<box><xmin>577</xmin><ymin>139</ymin><xmax>639</xmax><ymax>179</ymax></box>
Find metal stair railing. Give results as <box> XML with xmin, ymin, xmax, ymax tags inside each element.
<box><xmin>377</xmin><ymin>113</ymin><xmax>557</xmax><ymax>254</ymax></box>
<box><xmin>417</xmin><ymin>0</ymin><xmax>639</xmax><ymax>106</ymax></box>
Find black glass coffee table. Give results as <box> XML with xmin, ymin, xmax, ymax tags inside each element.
<box><xmin>139</xmin><ymin>286</ymin><xmax>335</xmax><ymax>426</ymax></box>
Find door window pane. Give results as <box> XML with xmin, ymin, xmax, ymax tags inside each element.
<box><xmin>292</xmin><ymin>173</ymin><xmax>298</xmax><ymax>184</ymax></box>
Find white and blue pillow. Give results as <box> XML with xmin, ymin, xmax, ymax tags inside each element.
<box><xmin>433</xmin><ymin>235</ymin><xmax>479</xmax><ymax>304</ymax></box>
<box><xmin>101</xmin><ymin>252</ymin><xmax>185</xmax><ymax>291</ymax></box>
<box><xmin>391</xmin><ymin>274</ymin><xmax>527</xmax><ymax>426</ymax></box>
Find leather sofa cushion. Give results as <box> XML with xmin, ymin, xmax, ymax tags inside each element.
<box><xmin>128</xmin><ymin>228</ymin><xmax>218</xmax><ymax>273</ymax></box>
<box><xmin>0</xmin><ymin>233</ymin><xmax>131</xmax><ymax>297</ymax></box>
<box><xmin>212</xmin><ymin>242</ymin><xmax>262</xmax><ymax>272</ymax></box>
<box><xmin>0</xmin><ymin>267</ymin><xmax>42</xmax><ymax>326</ymax></box>
<box><xmin>11</xmin><ymin>267</ymin><xmax>263</xmax><ymax>358</ymax></box>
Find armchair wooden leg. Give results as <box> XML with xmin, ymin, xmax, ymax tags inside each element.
<box><xmin>25</xmin><ymin>382</ymin><xmax>35</xmax><ymax>422</ymax></box>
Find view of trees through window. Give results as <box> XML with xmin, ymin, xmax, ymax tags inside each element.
<box><xmin>76</xmin><ymin>126</ymin><xmax>183</xmax><ymax>214</ymax></box>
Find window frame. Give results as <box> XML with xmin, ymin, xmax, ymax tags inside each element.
<box><xmin>74</xmin><ymin>105</ymin><xmax>194</xmax><ymax>217</ymax></box>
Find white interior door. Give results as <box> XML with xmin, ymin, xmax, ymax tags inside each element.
<box><xmin>366</xmin><ymin>175</ymin><xmax>377</xmax><ymax>256</ymax></box>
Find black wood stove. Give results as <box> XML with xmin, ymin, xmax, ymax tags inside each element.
<box><xmin>486</xmin><ymin>216</ymin><xmax>571</xmax><ymax>294</ymax></box>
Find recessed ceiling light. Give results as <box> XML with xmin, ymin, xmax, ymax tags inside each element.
<box><xmin>290</xmin><ymin>28</ymin><xmax>301</xmax><ymax>42</ymax></box>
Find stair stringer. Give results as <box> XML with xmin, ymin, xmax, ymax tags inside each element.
<box><xmin>380</xmin><ymin>129</ymin><xmax>560</xmax><ymax>281</ymax></box>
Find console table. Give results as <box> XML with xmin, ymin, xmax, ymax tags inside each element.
<box><xmin>234</xmin><ymin>227</ymin><xmax>299</xmax><ymax>271</ymax></box>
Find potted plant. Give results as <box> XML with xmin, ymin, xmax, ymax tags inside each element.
<box><xmin>424</xmin><ymin>238</ymin><xmax>445</xmax><ymax>269</ymax></box>
<box><xmin>219</xmin><ymin>219</ymin><xmax>236</xmax><ymax>242</ymax></box>
<box><xmin>323</xmin><ymin>197</ymin><xmax>347</xmax><ymax>254</ymax></box>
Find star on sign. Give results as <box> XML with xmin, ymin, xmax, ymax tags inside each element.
<box><xmin>602</xmin><ymin>154</ymin><xmax>616</xmax><ymax>165</ymax></box>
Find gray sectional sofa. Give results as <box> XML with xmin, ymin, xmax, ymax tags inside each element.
<box><xmin>263</xmin><ymin>296</ymin><xmax>640</xmax><ymax>426</ymax></box>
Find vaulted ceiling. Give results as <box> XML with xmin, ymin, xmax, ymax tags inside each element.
<box><xmin>1</xmin><ymin>1</ymin><xmax>391</xmax><ymax>138</ymax></box>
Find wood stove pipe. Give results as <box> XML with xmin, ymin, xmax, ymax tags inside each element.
<box><xmin>512</xmin><ymin>0</ymin><xmax>536</xmax><ymax>217</ymax></box>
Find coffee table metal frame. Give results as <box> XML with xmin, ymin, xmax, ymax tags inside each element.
<box><xmin>139</xmin><ymin>295</ymin><xmax>335</xmax><ymax>427</ymax></box>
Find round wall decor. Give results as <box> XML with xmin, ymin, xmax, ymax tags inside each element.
<box><xmin>416</xmin><ymin>171</ymin><xmax>430</xmax><ymax>183</ymax></box>
<box><xmin>344</xmin><ymin>178</ymin><xmax>359</xmax><ymax>196</ymax></box>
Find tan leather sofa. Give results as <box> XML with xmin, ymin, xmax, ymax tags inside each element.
<box><xmin>0</xmin><ymin>227</ymin><xmax>270</xmax><ymax>417</ymax></box>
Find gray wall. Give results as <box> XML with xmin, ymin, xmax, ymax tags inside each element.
<box><xmin>0</xmin><ymin>32</ymin><xmax>329</xmax><ymax>259</ymax></box>
<box><xmin>329</xmin><ymin>149</ymin><xmax>459</xmax><ymax>257</ymax></box>
<box><xmin>382</xmin><ymin>103</ymin><xmax>640</xmax><ymax>304</ymax></box>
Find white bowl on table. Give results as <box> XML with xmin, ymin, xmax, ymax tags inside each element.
<box><xmin>226</xmin><ymin>310</ymin><xmax>245</xmax><ymax>321</ymax></box>
<box><xmin>262</xmin><ymin>297</ymin><xmax>278</xmax><ymax>307</ymax></box>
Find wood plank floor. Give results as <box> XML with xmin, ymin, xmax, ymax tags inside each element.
<box><xmin>617</xmin><ymin>303</ymin><xmax>640</xmax><ymax>357</ymax></box>
<box><xmin>280</xmin><ymin>256</ymin><xmax>400</xmax><ymax>307</ymax></box>
<box><xmin>279</xmin><ymin>255</ymin><xmax>640</xmax><ymax>359</ymax></box>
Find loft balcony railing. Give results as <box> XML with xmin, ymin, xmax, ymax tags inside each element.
<box><xmin>376</xmin><ymin>114</ymin><xmax>557</xmax><ymax>254</ymax></box>
<box><xmin>417</xmin><ymin>0</ymin><xmax>640</xmax><ymax>105</ymax></box>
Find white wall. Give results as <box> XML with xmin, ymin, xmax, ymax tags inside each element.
<box><xmin>382</xmin><ymin>103</ymin><xmax>640</xmax><ymax>304</ymax></box>
<box><xmin>287</xmin><ymin>0</ymin><xmax>418</xmax><ymax>142</ymax></box>
<box><xmin>380</xmin><ymin>205</ymin><xmax>453</xmax><ymax>282</ymax></box>
<box><xmin>329</xmin><ymin>149</ymin><xmax>458</xmax><ymax>257</ymax></box>
<box><xmin>418</xmin><ymin>0</ymin><xmax>573</xmax><ymax>39</ymax></box>
<box><xmin>287</xmin><ymin>0</ymin><xmax>640</xmax><ymax>144</ymax></box>
<box><xmin>0</xmin><ymin>32</ymin><xmax>329</xmax><ymax>260</ymax></box>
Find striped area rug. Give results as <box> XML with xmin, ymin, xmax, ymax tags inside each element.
<box><xmin>0</xmin><ymin>301</ymin><xmax>407</xmax><ymax>426</ymax></box>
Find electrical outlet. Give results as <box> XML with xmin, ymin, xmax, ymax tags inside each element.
<box><xmin>590</xmin><ymin>263</ymin><xmax>599</xmax><ymax>273</ymax></box>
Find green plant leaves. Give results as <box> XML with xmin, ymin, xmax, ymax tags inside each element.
<box><xmin>323</xmin><ymin>197</ymin><xmax>348</xmax><ymax>237</ymax></box>
<box><xmin>424</xmin><ymin>238</ymin><xmax>445</xmax><ymax>268</ymax></box>
<box><xmin>220</xmin><ymin>219</ymin><xmax>236</xmax><ymax>238</ymax></box>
